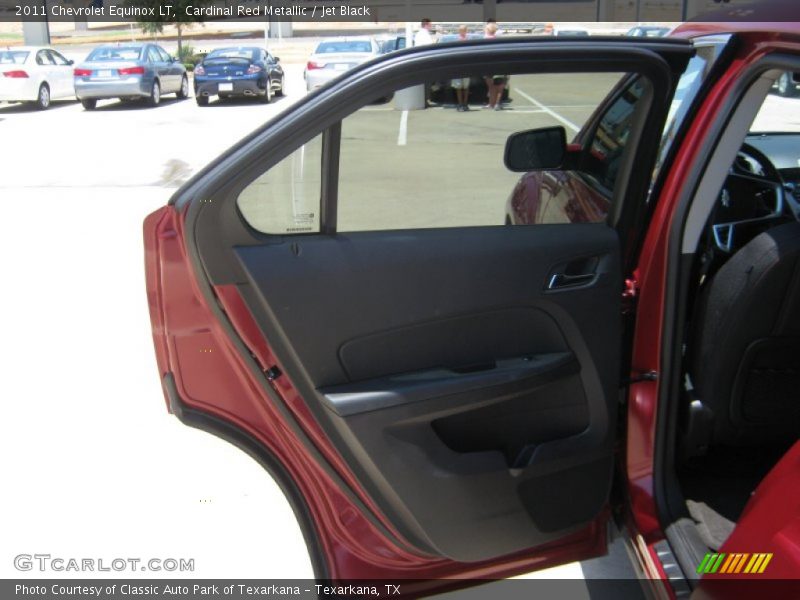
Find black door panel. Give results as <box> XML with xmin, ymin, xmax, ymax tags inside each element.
<box><xmin>234</xmin><ymin>224</ymin><xmax>619</xmax><ymax>387</ymax></box>
<box><xmin>233</xmin><ymin>223</ymin><xmax>620</xmax><ymax>561</ymax></box>
<box><xmin>177</xmin><ymin>40</ymin><xmax>693</xmax><ymax>571</ymax></box>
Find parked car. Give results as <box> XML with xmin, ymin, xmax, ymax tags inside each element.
<box><xmin>774</xmin><ymin>71</ymin><xmax>799</xmax><ymax>97</ymax></box>
<box><xmin>193</xmin><ymin>46</ymin><xmax>284</xmax><ymax>106</ymax></box>
<box><xmin>304</xmin><ymin>37</ymin><xmax>381</xmax><ymax>92</ymax></box>
<box><xmin>73</xmin><ymin>43</ymin><xmax>188</xmax><ymax>110</ymax></box>
<box><xmin>0</xmin><ymin>46</ymin><xmax>75</xmax><ymax>110</ymax></box>
<box><xmin>553</xmin><ymin>27</ymin><xmax>590</xmax><ymax>37</ymax></box>
<box><xmin>376</xmin><ymin>34</ymin><xmax>406</xmax><ymax>55</ymax></box>
<box><xmin>626</xmin><ymin>25</ymin><xmax>672</xmax><ymax>37</ymax></box>
<box><xmin>144</xmin><ymin>18</ymin><xmax>800</xmax><ymax>595</ymax></box>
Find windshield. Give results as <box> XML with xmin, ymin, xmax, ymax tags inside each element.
<box><xmin>652</xmin><ymin>40</ymin><xmax>730</xmax><ymax>184</ymax></box>
<box><xmin>0</xmin><ymin>51</ymin><xmax>29</xmax><ymax>64</ymax></box>
<box><xmin>87</xmin><ymin>47</ymin><xmax>143</xmax><ymax>62</ymax></box>
<box><xmin>316</xmin><ymin>41</ymin><xmax>372</xmax><ymax>54</ymax></box>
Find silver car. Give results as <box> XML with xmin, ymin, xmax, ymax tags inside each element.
<box><xmin>74</xmin><ymin>43</ymin><xmax>188</xmax><ymax>110</ymax></box>
<box><xmin>304</xmin><ymin>37</ymin><xmax>380</xmax><ymax>92</ymax></box>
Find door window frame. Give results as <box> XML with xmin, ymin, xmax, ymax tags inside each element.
<box><xmin>176</xmin><ymin>40</ymin><xmax>693</xmax><ymax>284</ymax></box>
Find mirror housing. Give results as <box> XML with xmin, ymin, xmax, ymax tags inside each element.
<box><xmin>173</xmin><ymin>56</ymin><xmax>181</xmax><ymax>63</ymax></box>
<box><xmin>504</xmin><ymin>126</ymin><xmax>567</xmax><ymax>172</ymax></box>
<box><xmin>273</xmin><ymin>56</ymin><xmax>281</xmax><ymax>63</ymax></box>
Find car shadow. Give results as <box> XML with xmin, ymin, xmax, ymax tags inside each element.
<box><xmin>90</xmin><ymin>97</ymin><xmax>188</xmax><ymax>111</ymax></box>
<box><xmin>0</xmin><ymin>100</ymin><xmax>80</xmax><ymax>113</ymax></box>
<box><xmin>199</xmin><ymin>94</ymin><xmax>290</xmax><ymax>108</ymax></box>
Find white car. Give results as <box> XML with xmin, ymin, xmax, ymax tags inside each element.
<box><xmin>0</xmin><ymin>46</ymin><xmax>76</xmax><ymax>109</ymax></box>
<box><xmin>304</xmin><ymin>37</ymin><xmax>381</xmax><ymax>92</ymax></box>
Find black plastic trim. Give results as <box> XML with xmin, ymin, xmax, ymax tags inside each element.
<box><xmin>320</xmin><ymin>352</ymin><xmax>577</xmax><ymax>417</ymax></box>
<box><xmin>320</xmin><ymin>123</ymin><xmax>341</xmax><ymax>234</ymax></box>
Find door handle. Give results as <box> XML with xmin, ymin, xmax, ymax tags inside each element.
<box><xmin>547</xmin><ymin>272</ymin><xmax>596</xmax><ymax>290</ymax></box>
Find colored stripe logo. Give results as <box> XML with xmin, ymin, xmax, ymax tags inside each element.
<box><xmin>697</xmin><ymin>552</ymin><xmax>773</xmax><ymax>574</ymax></box>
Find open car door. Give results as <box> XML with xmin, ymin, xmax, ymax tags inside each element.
<box><xmin>144</xmin><ymin>38</ymin><xmax>693</xmax><ymax>583</ymax></box>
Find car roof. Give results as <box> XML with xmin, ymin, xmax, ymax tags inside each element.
<box><xmin>672</xmin><ymin>21</ymin><xmax>800</xmax><ymax>39</ymax></box>
<box><xmin>209</xmin><ymin>46</ymin><xmax>260</xmax><ymax>52</ymax></box>
<box><xmin>671</xmin><ymin>0</ymin><xmax>800</xmax><ymax>38</ymax></box>
<box><xmin>318</xmin><ymin>37</ymin><xmax>375</xmax><ymax>43</ymax></box>
<box><xmin>92</xmin><ymin>43</ymin><xmax>147</xmax><ymax>49</ymax></box>
<box><xmin>4</xmin><ymin>46</ymin><xmax>50</xmax><ymax>52</ymax></box>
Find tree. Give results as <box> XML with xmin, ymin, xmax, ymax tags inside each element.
<box><xmin>126</xmin><ymin>0</ymin><xmax>210</xmax><ymax>59</ymax></box>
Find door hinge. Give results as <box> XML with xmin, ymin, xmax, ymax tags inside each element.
<box><xmin>622</xmin><ymin>370</ymin><xmax>658</xmax><ymax>386</ymax></box>
<box><xmin>265</xmin><ymin>365</ymin><xmax>283</xmax><ymax>381</ymax></box>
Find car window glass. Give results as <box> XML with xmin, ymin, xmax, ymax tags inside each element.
<box><xmin>237</xmin><ymin>71</ymin><xmax>644</xmax><ymax>234</ymax></box>
<box><xmin>581</xmin><ymin>78</ymin><xmax>645</xmax><ymax>192</ymax></box>
<box><xmin>336</xmin><ymin>73</ymin><xmax>627</xmax><ymax>231</ymax></box>
<box><xmin>147</xmin><ymin>47</ymin><xmax>162</xmax><ymax>63</ymax></box>
<box><xmin>48</xmin><ymin>50</ymin><xmax>69</xmax><ymax>66</ymax></box>
<box><xmin>316</xmin><ymin>41</ymin><xmax>373</xmax><ymax>54</ymax></box>
<box><xmin>156</xmin><ymin>47</ymin><xmax>171</xmax><ymax>63</ymax></box>
<box><xmin>237</xmin><ymin>135</ymin><xmax>323</xmax><ymax>234</ymax></box>
<box><xmin>36</xmin><ymin>50</ymin><xmax>55</xmax><ymax>66</ymax></box>
<box><xmin>0</xmin><ymin>50</ymin><xmax>28</xmax><ymax>64</ymax></box>
<box><xmin>645</xmin><ymin>41</ymin><xmax>730</xmax><ymax>196</ymax></box>
<box><xmin>88</xmin><ymin>47</ymin><xmax>142</xmax><ymax>61</ymax></box>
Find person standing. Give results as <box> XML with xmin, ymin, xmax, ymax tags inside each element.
<box><xmin>414</xmin><ymin>19</ymin><xmax>435</xmax><ymax>107</ymax></box>
<box><xmin>414</xmin><ymin>19</ymin><xmax>434</xmax><ymax>47</ymax></box>
<box><xmin>451</xmin><ymin>25</ymin><xmax>471</xmax><ymax>111</ymax></box>
<box><xmin>483</xmin><ymin>22</ymin><xmax>508</xmax><ymax>110</ymax></box>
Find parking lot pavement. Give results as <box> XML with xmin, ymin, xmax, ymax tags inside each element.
<box><xmin>0</xmin><ymin>64</ymin><xmax>307</xmax><ymax>189</ymax></box>
<box><xmin>1</xmin><ymin>60</ymin><xmax>797</xmax><ymax>581</ymax></box>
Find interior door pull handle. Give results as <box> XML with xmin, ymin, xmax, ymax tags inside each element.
<box><xmin>548</xmin><ymin>272</ymin><xmax>596</xmax><ymax>290</ymax></box>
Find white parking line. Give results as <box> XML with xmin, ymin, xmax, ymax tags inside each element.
<box><xmin>513</xmin><ymin>88</ymin><xmax>580</xmax><ymax>133</ymax></box>
<box><xmin>397</xmin><ymin>109</ymin><xmax>408</xmax><ymax>146</ymax></box>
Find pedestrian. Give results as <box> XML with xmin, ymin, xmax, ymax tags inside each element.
<box><xmin>451</xmin><ymin>25</ymin><xmax>471</xmax><ymax>111</ymax></box>
<box><xmin>414</xmin><ymin>19</ymin><xmax>434</xmax><ymax>47</ymax></box>
<box><xmin>414</xmin><ymin>19</ymin><xmax>435</xmax><ymax>107</ymax></box>
<box><xmin>483</xmin><ymin>22</ymin><xmax>508</xmax><ymax>110</ymax></box>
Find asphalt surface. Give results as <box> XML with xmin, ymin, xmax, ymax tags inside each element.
<box><xmin>0</xmin><ymin>53</ymin><xmax>797</xmax><ymax>589</ymax></box>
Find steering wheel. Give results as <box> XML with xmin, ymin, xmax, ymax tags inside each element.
<box><xmin>711</xmin><ymin>142</ymin><xmax>788</xmax><ymax>254</ymax></box>
<box><xmin>732</xmin><ymin>142</ymin><xmax>782</xmax><ymax>182</ymax></box>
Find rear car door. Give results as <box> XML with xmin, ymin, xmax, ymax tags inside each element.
<box><xmin>145</xmin><ymin>39</ymin><xmax>692</xmax><ymax>581</ymax></box>
<box><xmin>156</xmin><ymin>45</ymin><xmax>181</xmax><ymax>92</ymax></box>
<box><xmin>34</xmin><ymin>49</ymin><xmax>55</xmax><ymax>94</ymax></box>
<box><xmin>46</xmin><ymin>49</ymin><xmax>73</xmax><ymax>98</ymax></box>
<box><xmin>146</xmin><ymin>45</ymin><xmax>171</xmax><ymax>91</ymax></box>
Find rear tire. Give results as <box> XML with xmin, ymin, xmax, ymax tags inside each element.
<box><xmin>196</xmin><ymin>95</ymin><xmax>209</xmax><ymax>107</ymax></box>
<box><xmin>260</xmin><ymin>79</ymin><xmax>272</xmax><ymax>104</ymax></box>
<box><xmin>80</xmin><ymin>98</ymin><xmax>96</xmax><ymax>110</ymax></box>
<box><xmin>35</xmin><ymin>83</ymin><xmax>50</xmax><ymax>110</ymax></box>
<box><xmin>147</xmin><ymin>80</ymin><xmax>161</xmax><ymax>107</ymax></box>
<box><xmin>177</xmin><ymin>75</ymin><xmax>189</xmax><ymax>99</ymax></box>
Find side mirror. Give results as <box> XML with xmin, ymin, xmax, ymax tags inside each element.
<box><xmin>67</xmin><ymin>59</ymin><xmax>74</xmax><ymax>65</ymax></box>
<box><xmin>504</xmin><ymin>126</ymin><xmax>567</xmax><ymax>171</ymax></box>
<box><xmin>273</xmin><ymin>56</ymin><xmax>281</xmax><ymax>63</ymax></box>
<box><xmin>172</xmin><ymin>56</ymin><xmax>180</xmax><ymax>63</ymax></box>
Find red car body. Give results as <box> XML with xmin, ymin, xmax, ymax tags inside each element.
<box><xmin>144</xmin><ymin>18</ymin><xmax>800</xmax><ymax>597</ymax></box>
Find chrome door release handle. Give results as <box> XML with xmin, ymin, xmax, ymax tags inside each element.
<box><xmin>548</xmin><ymin>273</ymin><xmax>596</xmax><ymax>290</ymax></box>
